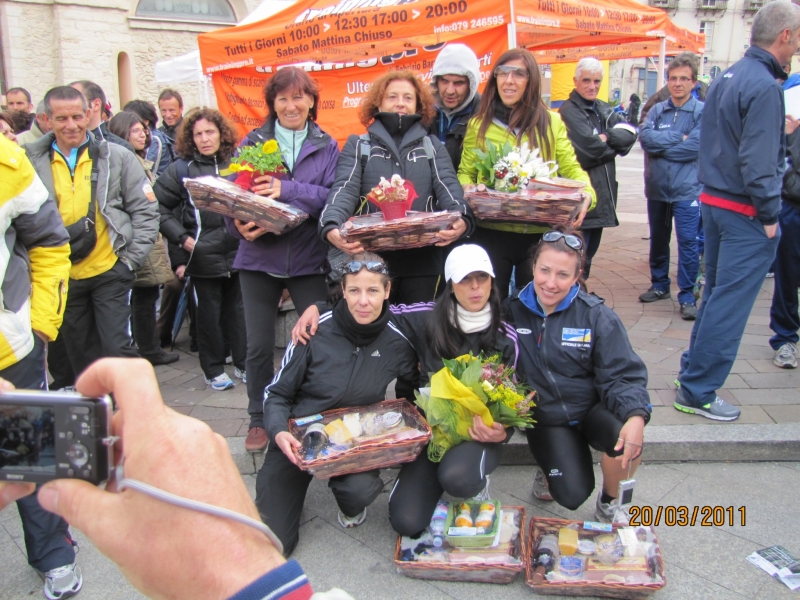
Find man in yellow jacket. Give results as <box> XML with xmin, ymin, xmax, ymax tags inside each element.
<box><xmin>0</xmin><ymin>134</ymin><xmax>78</xmax><ymax>599</ymax></box>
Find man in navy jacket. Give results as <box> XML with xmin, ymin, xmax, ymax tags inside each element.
<box><xmin>638</xmin><ymin>53</ymin><xmax>703</xmax><ymax>321</ymax></box>
<box><xmin>675</xmin><ymin>1</ymin><xmax>800</xmax><ymax>421</ymax></box>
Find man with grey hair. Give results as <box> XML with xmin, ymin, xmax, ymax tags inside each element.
<box><xmin>559</xmin><ymin>57</ymin><xmax>637</xmax><ymax>276</ymax></box>
<box><xmin>675</xmin><ymin>0</ymin><xmax>800</xmax><ymax>422</ymax></box>
<box><xmin>16</xmin><ymin>101</ymin><xmax>51</xmax><ymax>145</ymax></box>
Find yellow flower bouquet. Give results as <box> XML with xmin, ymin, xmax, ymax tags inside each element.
<box><xmin>230</xmin><ymin>139</ymin><xmax>286</xmax><ymax>190</ymax></box>
<box><xmin>414</xmin><ymin>353</ymin><xmax>535</xmax><ymax>462</ymax></box>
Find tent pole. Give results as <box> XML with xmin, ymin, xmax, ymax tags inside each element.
<box><xmin>657</xmin><ymin>36</ymin><xmax>666</xmax><ymax>90</ymax></box>
<box><xmin>508</xmin><ymin>0</ymin><xmax>517</xmax><ymax>49</ymax></box>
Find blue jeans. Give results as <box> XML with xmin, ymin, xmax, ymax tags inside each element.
<box><xmin>679</xmin><ymin>205</ymin><xmax>780</xmax><ymax>406</ymax></box>
<box><xmin>769</xmin><ymin>203</ymin><xmax>800</xmax><ymax>349</ymax></box>
<box><xmin>647</xmin><ymin>199</ymin><xmax>700</xmax><ymax>304</ymax></box>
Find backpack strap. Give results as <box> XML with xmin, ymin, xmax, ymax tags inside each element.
<box><xmin>359</xmin><ymin>133</ymin><xmax>371</xmax><ymax>173</ymax></box>
<box><xmin>422</xmin><ymin>135</ymin><xmax>435</xmax><ymax>162</ymax></box>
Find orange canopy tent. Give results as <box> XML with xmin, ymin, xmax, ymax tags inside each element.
<box><xmin>198</xmin><ymin>0</ymin><xmax>702</xmax><ymax>140</ymax></box>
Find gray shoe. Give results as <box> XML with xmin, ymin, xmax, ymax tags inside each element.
<box><xmin>674</xmin><ymin>387</ymin><xmax>740</xmax><ymax>421</ymax></box>
<box><xmin>680</xmin><ymin>302</ymin><xmax>697</xmax><ymax>320</ymax></box>
<box><xmin>39</xmin><ymin>562</ymin><xmax>82</xmax><ymax>600</ymax></box>
<box><xmin>472</xmin><ymin>475</ymin><xmax>491</xmax><ymax>502</ymax></box>
<box><xmin>595</xmin><ymin>492</ymin><xmax>631</xmax><ymax>524</ymax></box>
<box><xmin>532</xmin><ymin>467</ymin><xmax>553</xmax><ymax>501</ymax></box>
<box><xmin>639</xmin><ymin>287</ymin><xmax>671</xmax><ymax>302</ymax></box>
<box><xmin>774</xmin><ymin>343</ymin><xmax>798</xmax><ymax>369</ymax></box>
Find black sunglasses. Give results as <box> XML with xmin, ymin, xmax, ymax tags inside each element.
<box><xmin>341</xmin><ymin>261</ymin><xmax>389</xmax><ymax>275</ymax></box>
<box><xmin>542</xmin><ymin>231</ymin><xmax>584</xmax><ymax>252</ymax></box>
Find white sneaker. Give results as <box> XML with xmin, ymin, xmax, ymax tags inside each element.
<box><xmin>38</xmin><ymin>562</ymin><xmax>82</xmax><ymax>600</ymax></box>
<box><xmin>205</xmin><ymin>373</ymin><xmax>235</xmax><ymax>391</ymax></box>
<box><xmin>774</xmin><ymin>343</ymin><xmax>798</xmax><ymax>369</ymax></box>
<box><xmin>595</xmin><ymin>492</ymin><xmax>631</xmax><ymax>525</ymax></box>
<box><xmin>234</xmin><ymin>367</ymin><xmax>247</xmax><ymax>383</ymax></box>
<box><xmin>337</xmin><ymin>507</ymin><xmax>367</xmax><ymax>528</ymax></box>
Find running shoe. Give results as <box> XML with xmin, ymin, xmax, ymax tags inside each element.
<box><xmin>205</xmin><ymin>373</ymin><xmax>235</xmax><ymax>391</ymax></box>
<box><xmin>38</xmin><ymin>562</ymin><xmax>82</xmax><ymax>600</ymax></box>
<box><xmin>774</xmin><ymin>343</ymin><xmax>798</xmax><ymax>369</ymax></box>
<box><xmin>532</xmin><ymin>467</ymin><xmax>553</xmax><ymax>501</ymax></box>
<box><xmin>337</xmin><ymin>507</ymin><xmax>367</xmax><ymax>528</ymax></box>
<box><xmin>234</xmin><ymin>367</ymin><xmax>247</xmax><ymax>383</ymax></box>
<box><xmin>595</xmin><ymin>492</ymin><xmax>631</xmax><ymax>525</ymax></box>
<box><xmin>674</xmin><ymin>387</ymin><xmax>740</xmax><ymax>421</ymax></box>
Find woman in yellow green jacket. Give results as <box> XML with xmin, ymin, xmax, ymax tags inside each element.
<box><xmin>457</xmin><ymin>48</ymin><xmax>596</xmax><ymax>298</ymax></box>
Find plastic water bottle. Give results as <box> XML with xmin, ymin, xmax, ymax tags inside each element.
<box><xmin>430</xmin><ymin>502</ymin><xmax>450</xmax><ymax>547</ymax></box>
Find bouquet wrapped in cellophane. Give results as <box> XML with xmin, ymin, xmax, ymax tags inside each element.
<box><xmin>414</xmin><ymin>353</ymin><xmax>535</xmax><ymax>462</ymax></box>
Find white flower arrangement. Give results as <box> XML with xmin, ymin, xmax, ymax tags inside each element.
<box><xmin>474</xmin><ymin>141</ymin><xmax>558</xmax><ymax>192</ymax></box>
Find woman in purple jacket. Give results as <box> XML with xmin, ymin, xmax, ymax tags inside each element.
<box><xmin>226</xmin><ymin>67</ymin><xmax>340</xmax><ymax>451</ymax></box>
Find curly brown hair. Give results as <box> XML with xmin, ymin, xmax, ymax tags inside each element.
<box><xmin>174</xmin><ymin>108</ymin><xmax>239</xmax><ymax>162</ymax></box>
<box><xmin>358</xmin><ymin>70</ymin><xmax>436</xmax><ymax>128</ymax></box>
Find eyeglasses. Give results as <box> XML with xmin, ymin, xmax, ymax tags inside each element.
<box><xmin>542</xmin><ymin>231</ymin><xmax>584</xmax><ymax>252</ymax></box>
<box><xmin>494</xmin><ymin>65</ymin><xmax>530</xmax><ymax>80</ymax></box>
<box><xmin>341</xmin><ymin>261</ymin><xmax>389</xmax><ymax>275</ymax></box>
<box><xmin>130</xmin><ymin>126</ymin><xmax>145</xmax><ymax>135</ymax></box>
<box><xmin>668</xmin><ymin>76</ymin><xmax>693</xmax><ymax>83</ymax></box>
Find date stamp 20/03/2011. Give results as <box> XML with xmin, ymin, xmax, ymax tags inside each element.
<box><xmin>628</xmin><ymin>506</ymin><xmax>746</xmax><ymax>527</ymax></box>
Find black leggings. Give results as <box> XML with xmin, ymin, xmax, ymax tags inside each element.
<box><xmin>388</xmin><ymin>441</ymin><xmax>502</xmax><ymax>536</ymax></box>
<box><xmin>470</xmin><ymin>227</ymin><xmax>543</xmax><ymax>299</ymax></box>
<box><xmin>255</xmin><ymin>444</ymin><xmax>384</xmax><ymax>555</ymax></box>
<box><xmin>582</xmin><ymin>228</ymin><xmax>604</xmax><ymax>278</ymax></box>
<box><xmin>525</xmin><ymin>404</ymin><xmax>624</xmax><ymax>511</ymax></box>
<box><xmin>239</xmin><ymin>270</ymin><xmax>328</xmax><ymax>428</ymax></box>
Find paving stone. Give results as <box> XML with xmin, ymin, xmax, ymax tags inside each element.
<box><xmin>731</xmin><ymin>388</ymin><xmax>800</xmax><ymax>405</ymax></box>
<box><xmin>648</xmin><ymin>405</ymin><xmax>774</xmax><ymax>426</ymax></box>
<box><xmin>189</xmin><ymin>404</ymin><xmax>248</xmax><ymax>420</ymax></box>
<box><xmin>762</xmin><ymin>405</ymin><xmax>800</xmax><ymax>423</ymax></box>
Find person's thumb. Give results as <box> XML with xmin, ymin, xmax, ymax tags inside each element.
<box><xmin>38</xmin><ymin>480</ymin><xmax>116</xmax><ymax>540</ymax></box>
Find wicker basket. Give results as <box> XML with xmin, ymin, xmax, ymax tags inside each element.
<box><xmin>394</xmin><ymin>506</ymin><xmax>526</xmax><ymax>584</ymax></box>
<box><xmin>465</xmin><ymin>187</ymin><xmax>583</xmax><ymax>226</ymax></box>
<box><xmin>340</xmin><ymin>211</ymin><xmax>462</xmax><ymax>251</ymax></box>
<box><xmin>289</xmin><ymin>399</ymin><xmax>431</xmax><ymax>479</ymax></box>
<box><xmin>184</xmin><ymin>176</ymin><xmax>309</xmax><ymax>235</ymax></box>
<box><xmin>524</xmin><ymin>517</ymin><xmax>666</xmax><ymax>599</ymax></box>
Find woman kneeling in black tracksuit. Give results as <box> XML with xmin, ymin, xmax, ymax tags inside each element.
<box><xmin>506</xmin><ymin>229</ymin><xmax>651</xmax><ymax>521</ymax></box>
<box><xmin>255</xmin><ymin>252</ymin><xmax>416</xmax><ymax>556</ymax></box>
<box><xmin>292</xmin><ymin>245</ymin><xmax>517</xmax><ymax>538</ymax></box>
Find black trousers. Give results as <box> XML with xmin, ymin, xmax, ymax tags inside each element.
<box><xmin>1</xmin><ymin>337</ymin><xmax>76</xmax><ymax>572</ymax></box>
<box><xmin>46</xmin><ymin>332</ymin><xmax>74</xmax><ymax>390</ymax></box>
<box><xmin>471</xmin><ymin>227</ymin><xmax>543</xmax><ymax>299</ymax></box>
<box><xmin>255</xmin><ymin>444</ymin><xmax>384</xmax><ymax>556</ymax></box>
<box><xmin>131</xmin><ymin>285</ymin><xmax>161</xmax><ymax>357</ymax></box>
<box><xmin>239</xmin><ymin>270</ymin><xmax>328</xmax><ymax>428</ymax></box>
<box><xmin>192</xmin><ymin>274</ymin><xmax>247</xmax><ymax>380</ymax></box>
<box><xmin>61</xmin><ymin>260</ymin><xmax>139</xmax><ymax>376</ymax></box>
<box><xmin>582</xmin><ymin>228</ymin><xmax>604</xmax><ymax>278</ymax></box>
<box><xmin>525</xmin><ymin>404</ymin><xmax>624</xmax><ymax>511</ymax></box>
<box><xmin>388</xmin><ymin>440</ymin><xmax>502</xmax><ymax>537</ymax></box>
<box><xmin>388</xmin><ymin>275</ymin><xmax>442</xmax><ymax>305</ymax></box>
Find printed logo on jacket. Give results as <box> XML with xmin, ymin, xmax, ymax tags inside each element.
<box><xmin>561</xmin><ymin>327</ymin><xmax>591</xmax><ymax>348</ymax></box>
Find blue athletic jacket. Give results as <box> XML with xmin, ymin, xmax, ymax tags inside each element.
<box><xmin>506</xmin><ymin>284</ymin><xmax>650</xmax><ymax>427</ymax></box>
<box><xmin>639</xmin><ymin>96</ymin><xmax>703</xmax><ymax>204</ymax></box>
<box><xmin>697</xmin><ymin>46</ymin><xmax>787</xmax><ymax>225</ymax></box>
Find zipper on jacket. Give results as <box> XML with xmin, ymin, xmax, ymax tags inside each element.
<box><xmin>57</xmin><ymin>279</ymin><xmax>65</xmax><ymax>314</ymax></box>
<box><xmin>538</xmin><ymin>318</ymin><xmax>574</xmax><ymax>424</ymax></box>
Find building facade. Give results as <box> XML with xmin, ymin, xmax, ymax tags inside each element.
<box><xmin>0</xmin><ymin>0</ymin><xmax>263</xmax><ymax>112</ymax></box>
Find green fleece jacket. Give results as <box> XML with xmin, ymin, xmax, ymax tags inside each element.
<box><xmin>457</xmin><ymin>110</ymin><xmax>596</xmax><ymax>233</ymax></box>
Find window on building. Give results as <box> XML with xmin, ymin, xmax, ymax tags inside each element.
<box><xmin>700</xmin><ymin>21</ymin><xmax>714</xmax><ymax>51</ymax></box>
<box><xmin>135</xmin><ymin>0</ymin><xmax>236</xmax><ymax>23</ymax></box>
<box><xmin>701</xmin><ymin>0</ymin><xmax>717</xmax><ymax>6</ymax></box>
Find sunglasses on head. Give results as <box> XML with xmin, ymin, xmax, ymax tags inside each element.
<box><xmin>341</xmin><ymin>261</ymin><xmax>389</xmax><ymax>275</ymax></box>
<box><xmin>494</xmin><ymin>65</ymin><xmax>530</xmax><ymax>80</ymax></box>
<box><xmin>542</xmin><ymin>231</ymin><xmax>584</xmax><ymax>252</ymax></box>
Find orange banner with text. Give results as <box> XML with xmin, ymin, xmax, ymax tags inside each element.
<box><xmin>211</xmin><ymin>26</ymin><xmax>508</xmax><ymax>144</ymax></box>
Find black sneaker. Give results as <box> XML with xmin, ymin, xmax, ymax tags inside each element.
<box><xmin>143</xmin><ymin>350</ymin><xmax>180</xmax><ymax>366</ymax></box>
<box><xmin>639</xmin><ymin>287</ymin><xmax>671</xmax><ymax>302</ymax></box>
<box><xmin>680</xmin><ymin>302</ymin><xmax>698</xmax><ymax>320</ymax></box>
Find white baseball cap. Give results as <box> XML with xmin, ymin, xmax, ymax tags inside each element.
<box><xmin>444</xmin><ymin>244</ymin><xmax>495</xmax><ymax>283</ymax></box>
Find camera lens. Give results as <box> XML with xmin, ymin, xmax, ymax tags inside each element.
<box><xmin>67</xmin><ymin>443</ymin><xmax>89</xmax><ymax>468</ymax></box>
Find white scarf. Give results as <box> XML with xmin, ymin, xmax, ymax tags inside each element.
<box><xmin>451</xmin><ymin>302</ymin><xmax>492</xmax><ymax>334</ymax></box>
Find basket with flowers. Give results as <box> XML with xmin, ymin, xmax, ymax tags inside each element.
<box><xmin>465</xmin><ymin>141</ymin><xmax>587</xmax><ymax>226</ymax></box>
<box><xmin>228</xmin><ymin>139</ymin><xmax>287</xmax><ymax>191</ymax></box>
<box><xmin>414</xmin><ymin>353</ymin><xmax>535</xmax><ymax>463</ymax></box>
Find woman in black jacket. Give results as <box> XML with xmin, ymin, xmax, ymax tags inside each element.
<box><xmin>319</xmin><ymin>70</ymin><xmax>474</xmax><ymax>304</ymax></box>
<box><xmin>506</xmin><ymin>228</ymin><xmax>650</xmax><ymax>522</ymax></box>
<box><xmin>256</xmin><ymin>253</ymin><xmax>417</xmax><ymax>555</ymax></box>
<box><xmin>154</xmin><ymin>109</ymin><xmax>246</xmax><ymax>391</ymax></box>
<box><xmin>292</xmin><ymin>244</ymin><xmax>517</xmax><ymax>537</ymax></box>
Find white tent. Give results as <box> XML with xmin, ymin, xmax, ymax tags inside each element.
<box><xmin>153</xmin><ymin>0</ymin><xmax>297</xmax><ymax>105</ymax></box>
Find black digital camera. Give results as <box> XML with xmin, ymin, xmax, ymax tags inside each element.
<box><xmin>0</xmin><ymin>390</ymin><xmax>113</xmax><ymax>485</ymax></box>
